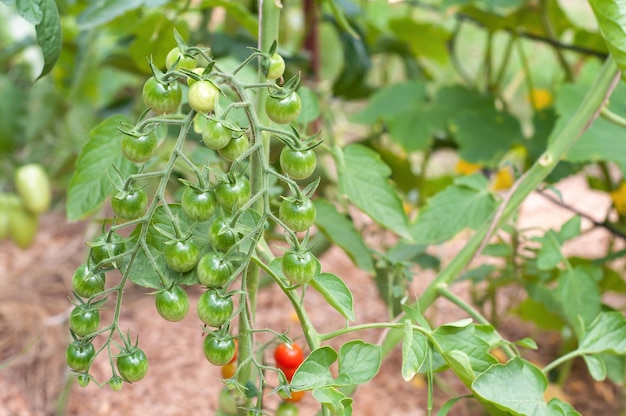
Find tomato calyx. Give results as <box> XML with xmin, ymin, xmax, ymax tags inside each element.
<box><xmin>267</xmin><ymin>72</ymin><xmax>301</xmax><ymax>100</ymax></box>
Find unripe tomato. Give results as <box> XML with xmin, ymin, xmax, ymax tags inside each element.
<box><xmin>281</xmin><ymin>250</ymin><xmax>317</xmax><ymax>285</ymax></box>
<box><xmin>181</xmin><ymin>187</ymin><xmax>216</xmax><ymax>222</ymax></box>
<box><xmin>215</xmin><ymin>176</ymin><xmax>251</xmax><ymax>214</ymax></box>
<box><xmin>72</xmin><ymin>263</ymin><xmax>106</xmax><ymax>298</ymax></box>
<box><xmin>121</xmin><ymin>132</ymin><xmax>158</xmax><ymax>163</ymax></box>
<box><xmin>267</xmin><ymin>53</ymin><xmax>286</xmax><ymax>80</ymax></box>
<box><xmin>203</xmin><ymin>333</ymin><xmax>236</xmax><ymax>366</ymax></box>
<box><xmin>280</xmin><ymin>148</ymin><xmax>316</xmax><ymax>180</ymax></box>
<box><xmin>279</xmin><ymin>197</ymin><xmax>316</xmax><ymax>232</ymax></box>
<box><xmin>197</xmin><ymin>252</ymin><xmax>233</xmax><ymax>288</ymax></box>
<box><xmin>276</xmin><ymin>402</ymin><xmax>299</xmax><ymax>416</ymax></box>
<box><xmin>186</xmin><ymin>67</ymin><xmax>205</xmax><ymax>86</ymax></box>
<box><xmin>0</xmin><ymin>193</ymin><xmax>15</xmax><ymax>239</ymax></box>
<box><xmin>218</xmin><ymin>135</ymin><xmax>250</xmax><ymax>162</ymax></box>
<box><xmin>142</xmin><ymin>77</ymin><xmax>182</xmax><ymax>114</ymax></box>
<box><xmin>266</xmin><ymin>92</ymin><xmax>301</xmax><ymax>124</ymax></box>
<box><xmin>164</xmin><ymin>239</ymin><xmax>200</xmax><ymax>273</ymax></box>
<box><xmin>218</xmin><ymin>386</ymin><xmax>237</xmax><ymax>413</ymax></box>
<box><xmin>197</xmin><ymin>289</ymin><xmax>233</xmax><ymax>327</ymax></box>
<box><xmin>188</xmin><ymin>80</ymin><xmax>220</xmax><ymax>114</ymax></box>
<box><xmin>14</xmin><ymin>163</ymin><xmax>51</xmax><ymax>215</ymax></box>
<box><xmin>209</xmin><ymin>216</ymin><xmax>238</xmax><ymax>253</ymax></box>
<box><xmin>202</xmin><ymin>119</ymin><xmax>232</xmax><ymax>150</ymax></box>
<box><xmin>76</xmin><ymin>373</ymin><xmax>91</xmax><ymax>387</ymax></box>
<box><xmin>165</xmin><ymin>47</ymin><xmax>196</xmax><ymax>71</ymax></box>
<box><xmin>8</xmin><ymin>200</ymin><xmax>38</xmax><ymax>249</ymax></box>
<box><xmin>117</xmin><ymin>347</ymin><xmax>148</xmax><ymax>382</ymax></box>
<box><xmin>155</xmin><ymin>285</ymin><xmax>190</xmax><ymax>322</ymax></box>
<box><xmin>90</xmin><ymin>232</ymin><xmax>125</xmax><ymax>268</ymax></box>
<box><xmin>66</xmin><ymin>341</ymin><xmax>95</xmax><ymax>372</ymax></box>
<box><xmin>69</xmin><ymin>305</ymin><xmax>101</xmax><ymax>337</ymax></box>
<box><xmin>111</xmin><ymin>190</ymin><xmax>148</xmax><ymax>220</ymax></box>
<box><xmin>108</xmin><ymin>375</ymin><xmax>124</xmax><ymax>391</ymax></box>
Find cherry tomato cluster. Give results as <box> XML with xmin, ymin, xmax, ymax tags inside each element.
<box><xmin>67</xmin><ymin>33</ymin><xmax>321</xmax><ymax>415</ymax></box>
<box><xmin>0</xmin><ymin>164</ymin><xmax>52</xmax><ymax>249</ymax></box>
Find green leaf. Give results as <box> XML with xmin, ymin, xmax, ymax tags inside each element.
<box><xmin>433</xmin><ymin>322</ymin><xmax>497</xmax><ymax>376</ymax></box>
<box><xmin>436</xmin><ymin>396</ymin><xmax>471</xmax><ymax>416</ymax></box>
<box><xmin>291</xmin><ymin>346</ymin><xmax>337</xmax><ymax>390</ymax></box>
<box><xmin>589</xmin><ymin>0</ymin><xmax>626</xmax><ymax>80</ymax></box>
<box><xmin>295</xmin><ymin>86</ymin><xmax>321</xmax><ymax>125</ymax></box>
<box><xmin>579</xmin><ymin>311</ymin><xmax>626</xmax><ymax>355</ymax></box>
<box><xmin>337</xmin><ymin>341</ymin><xmax>381</xmax><ymax>385</ymax></box>
<box><xmin>14</xmin><ymin>0</ymin><xmax>43</xmax><ymax>24</ymax></box>
<box><xmin>35</xmin><ymin>0</ymin><xmax>61</xmax><ymax>80</ymax></box>
<box><xmin>336</xmin><ymin>144</ymin><xmax>410</xmax><ymax>239</ymax></box>
<box><xmin>313</xmin><ymin>199</ymin><xmax>374</xmax><ymax>274</ymax></box>
<box><xmin>451</xmin><ymin>107</ymin><xmax>524</xmax><ymax>168</ymax></box>
<box><xmin>389</xmin><ymin>18</ymin><xmax>450</xmax><ymax>64</ymax></box>
<box><xmin>558</xmin><ymin>216</ymin><xmax>581</xmax><ymax>241</ymax></box>
<box><xmin>351</xmin><ymin>81</ymin><xmax>426</xmax><ymax>125</ymax></box>
<box><xmin>547</xmin><ymin>399</ymin><xmax>582</xmax><ymax>416</ymax></box>
<box><xmin>77</xmin><ymin>0</ymin><xmax>152</xmax><ymax>29</ymax></box>
<box><xmin>582</xmin><ymin>354</ymin><xmax>607</xmax><ymax>382</ymax></box>
<box><xmin>472</xmin><ymin>358</ymin><xmax>550</xmax><ymax>415</ymax></box>
<box><xmin>534</xmin><ymin>230</ymin><xmax>563</xmax><ymax>271</ymax></box>
<box><xmin>309</xmin><ymin>273</ymin><xmax>355</xmax><ymax>321</ymax></box>
<box><xmin>556</xmin><ymin>267</ymin><xmax>601</xmax><ymax>338</ymax></box>
<box><xmin>410</xmin><ymin>175</ymin><xmax>497</xmax><ymax>245</ymax></box>
<box><xmin>312</xmin><ymin>387</ymin><xmax>353</xmax><ymax>416</ymax></box>
<box><xmin>444</xmin><ymin>350</ymin><xmax>476</xmax><ymax>386</ymax></box>
<box><xmin>66</xmin><ymin>115</ymin><xmax>138</xmax><ymax>221</ymax></box>
<box><xmin>401</xmin><ymin>323</ymin><xmax>428</xmax><ymax>381</ymax></box>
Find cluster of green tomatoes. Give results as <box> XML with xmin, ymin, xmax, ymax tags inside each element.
<box><xmin>66</xmin><ymin>34</ymin><xmax>319</xmax><ymax>413</ymax></box>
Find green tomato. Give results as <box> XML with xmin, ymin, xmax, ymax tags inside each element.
<box><xmin>181</xmin><ymin>187</ymin><xmax>216</xmax><ymax>222</ymax></box>
<box><xmin>155</xmin><ymin>285</ymin><xmax>190</xmax><ymax>322</ymax></box>
<box><xmin>218</xmin><ymin>135</ymin><xmax>249</xmax><ymax>162</ymax></box>
<box><xmin>281</xmin><ymin>250</ymin><xmax>317</xmax><ymax>286</ymax></box>
<box><xmin>142</xmin><ymin>77</ymin><xmax>182</xmax><ymax>114</ymax></box>
<box><xmin>76</xmin><ymin>373</ymin><xmax>91</xmax><ymax>387</ymax></box>
<box><xmin>121</xmin><ymin>132</ymin><xmax>158</xmax><ymax>163</ymax></box>
<box><xmin>69</xmin><ymin>305</ymin><xmax>101</xmax><ymax>337</ymax></box>
<box><xmin>0</xmin><ymin>193</ymin><xmax>14</xmax><ymax>239</ymax></box>
<box><xmin>215</xmin><ymin>176</ymin><xmax>251</xmax><ymax>214</ymax></box>
<box><xmin>197</xmin><ymin>289</ymin><xmax>233</xmax><ymax>327</ymax></box>
<box><xmin>186</xmin><ymin>67</ymin><xmax>205</xmax><ymax>86</ymax></box>
<box><xmin>218</xmin><ymin>387</ymin><xmax>238</xmax><ymax>414</ymax></box>
<box><xmin>279</xmin><ymin>197</ymin><xmax>316</xmax><ymax>232</ymax></box>
<box><xmin>279</xmin><ymin>147</ymin><xmax>316</xmax><ymax>180</ymax></box>
<box><xmin>265</xmin><ymin>92</ymin><xmax>301</xmax><ymax>124</ymax></box>
<box><xmin>209</xmin><ymin>216</ymin><xmax>238</xmax><ymax>253</ymax></box>
<box><xmin>164</xmin><ymin>239</ymin><xmax>200</xmax><ymax>273</ymax></box>
<box><xmin>203</xmin><ymin>332</ymin><xmax>236</xmax><ymax>366</ymax></box>
<box><xmin>111</xmin><ymin>190</ymin><xmax>148</xmax><ymax>220</ymax></box>
<box><xmin>90</xmin><ymin>232</ymin><xmax>125</xmax><ymax>268</ymax></box>
<box><xmin>108</xmin><ymin>375</ymin><xmax>124</xmax><ymax>391</ymax></box>
<box><xmin>202</xmin><ymin>119</ymin><xmax>232</xmax><ymax>150</ymax></box>
<box><xmin>117</xmin><ymin>347</ymin><xmax>149</xmax><ymax>382</ymax></box>
<box><xmin>14</xmin><ymin>163</ymin><xmax>51</xmax><ymax>215</ymax></box>
<box><xmin>276</xmin><ymin>402</ymin><xmax>299</xmax><ymax>416</ymax></box>
<box><xmin>72</xmin><ymin>263</ymin><xmax>105</xmax><ymax>298</ymax></box>
<box><xmin>8</xmin><ymin>200</ymin><xmax>38</xmax><ymax>249</ymax></box>
<box><xmin>267</xmin><ymin>53</ymin><xmax>286</xmax><ymax>80</ymax></box>
<box><xmin>66</xmin><ymin>341</ymin><xmax>95</xmax><ymax>372</ymax></box>
<box><xmin>197</xmin><ymin>252</ymin><xmax>232</xmax><ymax>288</ymax></box>
<box><xmin>188</xmin><ymin>80</ymin><xmax>220</xmax><ymax>114</ymax></box>
<box><xmin>165</xmin><ymin>47</ymin><xmax>196</xmax><ymax>70</ymax></box>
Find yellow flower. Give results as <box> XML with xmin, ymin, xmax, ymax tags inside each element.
<box><xmin>490</xmin><ymin>167</ymin><xmax>514</xmax><ymax>191</ymax></box>
<box><xmin>528</xmin><ymin>88</ymin><xmax>553</xmax><ymax>111</ymax></box>
<box><xmin>456</xmin><ymin>159</ymin><xmax>482</xmax><ymax>175</ymax></box>
<box><xmin>611</xmin><ymin>182</ymin><xmax>626</xmax><ymax>215</ymax></box>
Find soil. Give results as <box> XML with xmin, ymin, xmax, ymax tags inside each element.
<box><xmin>0</xmin><ymin>174</ymin><xmax>624</xmax><ymax>416</ymax></box>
